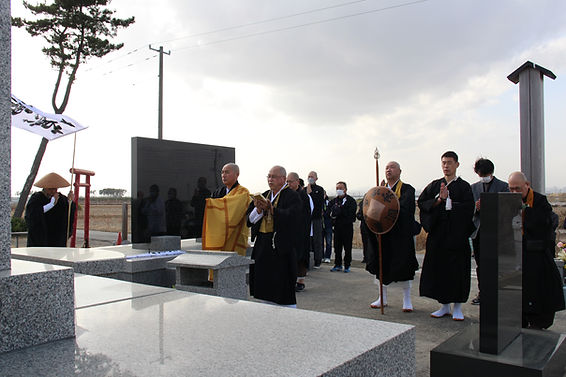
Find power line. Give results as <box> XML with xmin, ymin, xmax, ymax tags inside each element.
<box><xmin>100</xmin><ymin>54</ymin><xmax>157</xmax><ymax>76</ymax></box>
<box><xmin>153</xmin><ymin>0</ymin><xmax>373</xmax><ymax>45</ymax></box>
<box><xmin>173</xmin><ymin>0</ymin><xmax>428</xmax><ymax>53</ymax></box>
<box><xmin>82</xmin><ymin>0</ymin><xmax>374</xmax><ymax>73</ymax></box>
<box><xmin>84</xmin><ymin>0</ymin><xmax>428</xmax><ymax>78</ymax></box>
<box><xmin>83</xmin><ymin>44</ymin><xmax>148</xmax><ymax>73</ymax></box>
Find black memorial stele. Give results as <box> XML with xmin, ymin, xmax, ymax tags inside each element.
<box><xmin>131</xmin><ymin>137</ymin><xmax>235</xmax><ymax>244</ymax></box>
<box><xmin>430</xmin><ymin>192</ymin><xmax>566</xmax><ymax>377</ymax></box>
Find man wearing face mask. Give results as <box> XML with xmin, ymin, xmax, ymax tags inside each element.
<box><xmin>470</xmin><ymin>158</ymin><xmax>509</xmax><ymax>305</ymax></box>
<box><xmin>329</xmin><ymin>181</ymin><xmax>357</xmax><ymax>273</ymax></box>
<box><xmin>307</xmin><ymin>171</ymin><xmax>325</xmax><ymax>268</ymax></box>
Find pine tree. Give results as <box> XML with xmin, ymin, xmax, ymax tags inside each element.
<box><xmin>12</xmin><ymin>0</ymin><xmax>135</xmax><ymax>218</ymax></box>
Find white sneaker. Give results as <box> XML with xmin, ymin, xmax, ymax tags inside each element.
<box><xmin>323</xmin><ymin>258</ymin><xmax>331</xmax><ymax>263</ymax></box>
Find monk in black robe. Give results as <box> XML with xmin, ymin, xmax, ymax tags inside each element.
<box><xmin>366</xmin><ymin>161</ymin><xmax>419</xmax><ymax>312</ymax></box>
<box><xmin>418</xmin><ymin>151</ymin><xmax>475</xmax><ymax>321</ymax></box>
<box><xmin>508</xmin><ymin>171</ymin><xmax>565</xmax><ymax>329</ymax></box>
<box><xmin>25</xmin><ymin>172</ymin><xmax>76</xmax><ymax>247</ymax></box>
<box><xmin>247</xmin><ymin>166</ymin><xmax>301</xmax><ymax>306</ymax></box>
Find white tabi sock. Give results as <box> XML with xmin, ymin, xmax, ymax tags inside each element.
<box><xmin>452</xmin><ymin>303</ymin><xmax>464</xmax><ymax>321</ymax></box>
<box><xmin>370</xmin><ymin>283</ymin><xmax>388</xmax><ymax>308</ymax></box>
<box><xmin>431</xmin><ymin>303</ymin><xmax>451</xmax><ymax>318</ymax></box>
<box><xmin>401</xmin><ymin>280</ymin><xmax>413</xmax><ymax>311</ymax></box>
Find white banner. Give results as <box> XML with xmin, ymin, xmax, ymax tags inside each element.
<box><xmin>11</xmin><ymin>94</ymin><xmax>87</xmax><ymax>140</ymax></box>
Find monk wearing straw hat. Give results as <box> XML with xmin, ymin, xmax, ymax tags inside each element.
<box><xmin>24</xmin><ymin>172</ymin><xmax>76</xmax><ymax>247</ymax></box>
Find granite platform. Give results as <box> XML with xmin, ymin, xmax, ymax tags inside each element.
<box><xmin>0</xmin><ymin>260</ymin><xmax>75</xmax><ymax>353</ymax></box>
<box><xmin>12</xmin><ymin>247</ymin><xmax>125</xmax><ymax>275</ymax></box>
<box><xmin>10</xmin><ymin>240</ymin><xmax>249</xmax><ymax>288</ymax></box>
<box><xmin>0</xmin><ymin>274</ymin><xmax>415</xmax><ymax>376</ymax></box>
<box><xmin>431</xmin><ymin>324</ymin><xmax>566</xmax><ymax>377</ymax></box>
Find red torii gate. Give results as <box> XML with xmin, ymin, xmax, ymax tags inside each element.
<box><xmin>69</xmin><ymin>168</ymin><xmax>95</xmax><ymax>248</ymax></box>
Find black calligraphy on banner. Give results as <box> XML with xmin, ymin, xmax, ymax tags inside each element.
<box><xmin>11</xmin><ymin>96</ymin><xmax>33</xmax><ymax>116</ymax></box>
<box><xmin>23</xmin><ymin>117</ymin><xmax>64</xmax><ymax>135</ymax></box>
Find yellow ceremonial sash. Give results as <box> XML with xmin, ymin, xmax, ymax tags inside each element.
<box><xmin>259</xmin><ymin>187</ymin><xmax>285</xmax><ymax>234</ymax></box>
<box><xmin>521</xmin><ymin>188</ymin><xmax>534</xmax><ymax>235</ymax></box>
<box><xmin>202</xmin><ymin>184</ymin><xmax>251</xmax><ymax>256</ymax></box>
<box><xmin>393</xmin><ymin>180</ymin><xmax>403</xmax><ymax>198</ymax></box>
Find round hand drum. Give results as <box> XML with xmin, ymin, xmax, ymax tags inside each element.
<box><xmin>362</xmin><ymin>186</ymin><xmax>400</xmax><ymax>234</ymax></box>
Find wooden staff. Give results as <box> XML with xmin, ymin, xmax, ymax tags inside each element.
<box><xmin>374</xmin><ymin>148</ymin><xmax>385</xmax><ymax>315</ymax></box>
<box><xmin>66</xmin><ymin>133</ymin><xmax>77</xmax><ymax>246</ymax></box>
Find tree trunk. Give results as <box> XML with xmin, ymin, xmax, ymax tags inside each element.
<box><xmin>13</xmin><ymin>138</ymin><xmax>49</xmax><ymax>218</ymax></box>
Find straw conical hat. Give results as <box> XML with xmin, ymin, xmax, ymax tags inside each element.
<box><xmin>34</xmin><ymin>172</ymin><xmax>70</xmax><ymax>189</ymax></box>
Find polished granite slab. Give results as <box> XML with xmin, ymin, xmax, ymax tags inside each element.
<box><xmin>74</xmin><ymin>273</ymin><xmax>175</xmax><ymax>309</ymax></box>
<box><xmin>0</xmin><ymin>274</ymin><xmax>415</xmax><ymax>376</ymax></box>
<box><xmin>12</xmin><ymin>247</ymin><xmax>125</xmax><ymax>275</ymax></box>
<box><xmin>479</xmin><ymin>193</ymin><xmax>523</xmax><ymax>354</ymax></box>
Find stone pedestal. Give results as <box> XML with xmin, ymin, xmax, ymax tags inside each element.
<box><xmin>167</xmin><ymin>251</ymin><xmax>253</xmax><ymax>300</ymax></box>
<box><xmin>0</xmin><ymin>260</ymin><xmax>75</xmax><ymax>353</ymax></box>
<box><xmin>431</xmin><ymin>325</ymin><xmax>566</xmax><ymax>377</ymax></box>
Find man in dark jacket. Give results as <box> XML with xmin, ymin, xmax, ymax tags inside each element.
<box><xmin>329</xmin><ymin>181</ymin><xmax>357</xmax><ymax>273</ymax></box>
<box><xmin>508</xmin><ymin>171</ymin><xmax>565</xmax><ymax>329</ymax></box>
<box><xmin>25</xmin><ymin>172</ymin><xmax>76</xmax><ymax>247</ymax></box>
<box><xmin>247</xmin><ymin>166</ymin><xmax>301</xmax><ymax>306</ymax></box>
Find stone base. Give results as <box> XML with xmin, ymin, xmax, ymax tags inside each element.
<box><xmin>150</xmin><ymin>236</ymin><xmax>181</xmax><ymax>251</ymax></box>
<box><xmin>0</xmin><ymin>275</ymin><xmax>415</xmax><ymax>376</ymax></box>
<box><xmin>431</xmin><ymin>324</ymin><xmax>566</xmax><ymax>377</ymax></box>
<box><xmin>0</xmin><ymin>260</ymin><xmax>75</xmax><ymax>353</ymax></box>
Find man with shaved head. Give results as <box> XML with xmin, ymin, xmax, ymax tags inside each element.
<box><xmin>247</xmin><ymin>166</ymin><xmax>302</xmax><ymax>306</ymax></box>
<box><xmin>202</xmin><ymin>162</ymin><xmax>251</xmax><ymax>256</ymax></box>
<box><xmin>508</xmin><ymin>171</ymin><xmax>565</xmax><ymax>329</ymax></box>
<box><xmin>366</xmin><ymin>161</ymin><xmax>419</xmax><ymax>312</ymax></box>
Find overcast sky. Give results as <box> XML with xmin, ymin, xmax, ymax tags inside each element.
<box><xmin>10</xmin><ymin>0</ymin><xmax>566</xmax><ymax>197</ymax></box>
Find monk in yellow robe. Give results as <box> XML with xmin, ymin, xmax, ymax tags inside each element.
<box><xmin>202</xmin><ymin>163</ymin><xmax>250</xmax><ymax>256</ymax></box>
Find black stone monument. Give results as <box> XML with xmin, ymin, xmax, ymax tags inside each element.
<box><xmin>131</xmin><ymin>137</ymin><xmax>235</xmax><ymax>244</ymax></box>
<box><xmin>430</xmin><ymin>192</ymin><xmax>566</xmax><ymax>377</ymax></box>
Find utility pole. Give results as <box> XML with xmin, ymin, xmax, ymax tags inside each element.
<box><xmin>149</xmin><ymin>45</ymin><xmax>170</xmax><ymax>140</ymax></box>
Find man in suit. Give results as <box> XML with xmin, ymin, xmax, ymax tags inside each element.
<box><xmin>470</xmin><ymin>158</ymin><xmax>509</xmax><ymax>305</ymax></box>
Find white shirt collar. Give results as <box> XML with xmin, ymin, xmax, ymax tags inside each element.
<box><xmin>387</xmin><ymin>179</ymin><xmax>400</xmax><ymax>189</ymax></box>
<box><xmin>270</xmin><ymin>183</ymin><xmax>287</xmax><ymax>201</ymax></box>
